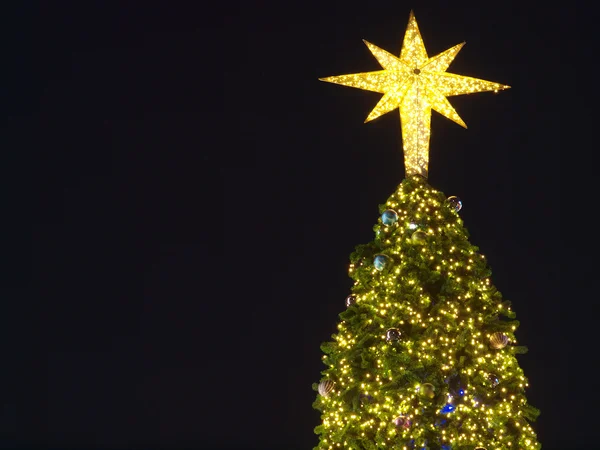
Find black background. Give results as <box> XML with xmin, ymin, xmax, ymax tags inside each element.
<box><xmin>1</xmin><ymin>1</ymin><xmax>588</xmax><ymax>449</ymax></box>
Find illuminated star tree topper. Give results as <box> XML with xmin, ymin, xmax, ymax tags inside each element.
<box><xmin>320</xmin><ymin>10</ymin><xmax>510</xmax><ymax>178</ymax></box>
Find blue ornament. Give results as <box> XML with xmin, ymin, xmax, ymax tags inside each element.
<box><xmin>440</xmin><ymin>403</ymin><xmax>455</xmax><ymax>414</ymax></box>
<box><xmin>381</xmin><ymin>209</ymin><xmax>399</xmax><ymax>226</ymax></box>
<box><xmin>373</xmin><ymin>254</ymin><xmax>391</xmax><ymax>271</ymax></box>
<box><xmin>441</xmin><ymin>445</ymin><xmax>452</xmax><ymax>450</ymax></box>
<box><xmin>434</xmin><ymin>418</ymin><xmax>447</xmax><ymax>428</ymax></box>
<box><xmin>447</xmin><ymin>374</ymin><xmax>465</xmax><ymax>398</ymax></box>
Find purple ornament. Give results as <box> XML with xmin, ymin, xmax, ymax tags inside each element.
<box><xmin>393</xmin><ymin>414</ymin><xmax>412</xmax><ymax>429</ymax></box>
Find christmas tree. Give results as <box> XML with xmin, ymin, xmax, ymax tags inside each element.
<box><xmin>313</xmin><ymin>11</ymin><xmax>541</xmax><ymax>450</ymax></box>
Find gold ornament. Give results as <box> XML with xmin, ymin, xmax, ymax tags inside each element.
<box><xmin>489</xmin><ymin>332</ymin><xmax>509</xmax><ymax>349</ymax></box>
<box><xmin>318</xmin><ymin>379</ymin><xmax>336</xmax><ymax>397</ymax></box>
<box><xmin>420</xmin><ymin>383</ymin><xmax>435</xmax><ymax>398</ymax></box>
<box><xmin>319</xmin><ymin>10</ymin><xmax>509</xmax><ymax>178</ymax></box>
<box><xmin>411</xmin><ymin>230</ymin><xmax>427</xmax><ymax>244</ymax></box>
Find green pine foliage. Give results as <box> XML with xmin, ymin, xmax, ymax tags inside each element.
<box><xmin>313</xmin><ymin>175</ymin><xmax>540</xmax><ymax>450</ymax></box>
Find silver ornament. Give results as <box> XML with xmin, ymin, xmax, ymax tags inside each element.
<box><xmin>447</xmin><ymin>196</ymin><xmax>463</xmax><ymax>212</ymax></box>
<box><xmin>318</xmin><ymin>379</ymin><xmax>335</xmax><ymax>397</ymax></box>
<box><xmin>386</xmin><ymin>328</ymin><xmax>401</xmax><ymax>342</ymax></box>
<box><xmin>489</xmin><ymin>332</ymin><xmax>508</xmax><ymax>349</ymax></box>
<box><xmin>345</xmin><ymin>295</ymin><xmax>357</xmax><ymax>307</ymax></box>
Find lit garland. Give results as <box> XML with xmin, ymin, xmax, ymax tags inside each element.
<box><xmin>319</xmin><ymin>11</ymin><xmax>509</xmax><ymax>178</ymax></box>
<box><xmin>313</xmin><ymin>177</ymin><xmax>540</xmax><ymax>449</ymax></box>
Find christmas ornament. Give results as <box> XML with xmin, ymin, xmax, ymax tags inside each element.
<box><xmin>386</xmin><ymin>328</ymin><xmax>401</xmax><ymax>342</ymax></box>
<box><xmin>447</xmin><ymin>375</ymin><xmax>465</xmax><ymax>398</ymax></box>
<box><xmin>374</xmin><ymin>254</ymin><xmax>391</xmax><ymax>271</ymax></box>
<box><xmin>411</xmin><ymin>230</ymin><xmax>427</xmax><ymax>244</ymax></box>
<box><xmin>447</xmin><ymin>196</ymin><xmax>462</xmax><ymax>212</ymax></box>
<box><xmin>475</xmin><ymin>448</ymin><xmax>487</xmax><ymax>450</ymax></box>
<box><xmin>440</xmin><ymin>403</ymin><xmax>455</xmax><ymax>414</ymax></box>
<box><xmin>345</xmin><ymin>295</ymin><xmax>357</xmax><ymax>307</ymax></box>
<box><xmin>360</xmin><ymin>393</ymin><xmax>374</xmax><ymax>404</ymax></box>
<box><xmin>420</xmin><ymin>383</ymin><xmax>435</xmax><ymax>398</ymax></box>
<box><xmin>448</xmin><ymin>387</ymin><xmax>464</xmax><ymax>398</ymax></box>
<box><xmin>434</xmin><ymin>418</ymin><xmax>448</xmax><ymax>428</ymax></box>
<box><xmin>489</xmin><ymin>332</ymin><xmax>509</xmax><ymax>349</ymax></box>
<box><xmin>319</xmin><ymin>11</ymin><xmax>509</xmax><ymax>178</ymax></box>
<box><xmin>488</xmin><ymin>373</ymin><xmax>500</xmax><ymax>387</ymax></box>
<box><xmin>393</xmin><ymin>414</ymin><xmax>412</xmax><ymax>429</ymax></box>
<box><xmin>318</xmin><ymin>380</ymin><xmax>335</xmax><ymax>397</ymax></box>
<box><xmin>381</xmin><ymin>209</ymin><xmax>399</xmax><ymax>225</ymax></box>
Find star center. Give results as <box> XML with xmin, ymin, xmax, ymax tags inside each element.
<box><xmin>413</xmin><ymin>68</ymin><xmax>421</xmax><ymax>74</ymax></box>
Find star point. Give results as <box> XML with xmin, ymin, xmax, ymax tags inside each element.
<box><xmin>319</xmin><ymin>12</ymin><xmax>509</xmax><ymax>178</ymax></box>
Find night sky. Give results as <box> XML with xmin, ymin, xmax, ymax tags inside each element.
<box><xmin>1</xmin><ymin>2</ymin><xmax>587</xmax><ymax>449</ymax></box>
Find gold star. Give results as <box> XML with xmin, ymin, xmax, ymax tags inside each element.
<box><xmin>320</xmin><ymin>11</ymin><xmax>510</xmax><ymax>178</ymax></box>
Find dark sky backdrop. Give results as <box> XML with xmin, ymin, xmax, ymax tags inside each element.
<box><xmin>0</xmin><ymin>1</ymin><xmax>587</xmax><ymax>449</ymax></box>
